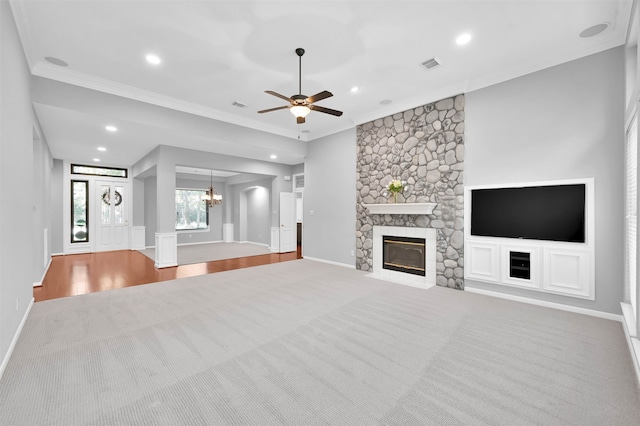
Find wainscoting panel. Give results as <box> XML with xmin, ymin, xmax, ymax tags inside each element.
<box><xmin>466</xmin><ymin>241</ymin><xmax>500</xmax><ymax>283</ymax></box>
<box><xmin>543</xmin><ymin>248</ymin><xmax>592</xmax><ymax>298</ymax></box>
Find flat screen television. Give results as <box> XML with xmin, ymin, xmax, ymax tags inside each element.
<box><xmin>470</xmin><ymin>183</ymin><xmax>586</xmax><ymax>243</ymax></box>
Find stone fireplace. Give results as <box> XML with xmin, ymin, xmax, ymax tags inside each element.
<box><xmin>356</xmin><ymin>95</ymin><xmax>465</xmax><ymax>289</ymax></box>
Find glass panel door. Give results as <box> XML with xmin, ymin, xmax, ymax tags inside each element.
<box><xmin>71</xmin><ymin>180</ymin><xmax>89</xmax><ymax>243</ymax></box>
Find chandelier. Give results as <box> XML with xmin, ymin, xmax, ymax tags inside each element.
<box><xmin>202</xmin><ymin>170</ymin><xmax>222</xmax><ymax>208</ymax></box>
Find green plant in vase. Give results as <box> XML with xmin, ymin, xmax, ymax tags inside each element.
<box><xmin>387</xmin><ymin>179</ymin><xmax>405</xmax><ymax>203</ymax></box>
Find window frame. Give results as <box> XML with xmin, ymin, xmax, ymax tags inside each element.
<box><xmin>70</xmin><ymin>180</ymin><xmax>89</xmax><ymax>244</ymax></box>
<box><xmin>175</xmin><ymin>187</ymin><xmax>210</xmax><ymax>232</ymax></box>
<box><xmin>71</xmin><ymin>163</ymin><xmax>128</xmax><ymax>178</ymax></box>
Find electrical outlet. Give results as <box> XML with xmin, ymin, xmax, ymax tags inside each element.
<box><xmin>16</xmin><ymin>297</ymin><xmax>20</xmax><ymax>311</ymax></box>
<box><xmin>350</xmin><ymin>250</ymin><xmax>355</xmax><ymax>257</ymax></box>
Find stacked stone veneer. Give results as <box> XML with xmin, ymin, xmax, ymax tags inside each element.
<box><xmin>356</xmin><ymin>95</ymin><xmax>465</xmax><ymax>289</ymax></box>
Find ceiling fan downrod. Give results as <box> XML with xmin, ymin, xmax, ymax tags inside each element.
<box><xmin>296</xmin><ymin>48</ymin><xmax>305</xmax><ymax>96</ymax></box>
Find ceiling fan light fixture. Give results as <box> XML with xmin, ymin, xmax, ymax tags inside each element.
<box><xmin>290</xmin><ymin>105</ymin><xmax>311</xmax><ymax>118</ymax></box>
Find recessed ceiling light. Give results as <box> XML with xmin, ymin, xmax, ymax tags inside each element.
<box><xmin>44</xmin><ymin>56</ymin><xmax>68</xmax><ymax>67</ymax></box>
<box><xmin>270</xmin><ymin>154</ymin><xmax>277</xmax><ymax>159</ymax></box>
<box><xmin>93</xmin><ymin>158</ymin><xmax>101</xmax><ymax>162</ymax></box>
<box><xmin>145</xmin><ymin>54</ymin><xmax>161</xmax><ymax>65</ymax></box>
<box><xmin>456</xmin><ymin>33</ymin><xmax>472</xmax><ymax>45</ymax></box>
<box><xmin>350</xmin><ymin>86</ymin><xmax>359</xmax><ymax>93</ymax></box>
<box><xmin>580</xmin><ymin>23</ymin><xmax>609</xmax><ymax>38</ymax></box>
<box><xmin>105</xmin><ymin>125</ymin><xmax>117</xmax><ymax>132</ymax></box>
<box><xmin>97</xmin><ymin>147</ymin><xmax>107</xmax><ymax>152</ymax></box>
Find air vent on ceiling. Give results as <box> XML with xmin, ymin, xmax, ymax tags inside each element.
<box><xmin>421</xmin><ymin>58</ymin><xmax>441</xmax><ymax>70</ymax></box>
<box><xmin>232</xmin><ymin>101</ymin><xmax>248</xmax><ymax>108</ymax></box>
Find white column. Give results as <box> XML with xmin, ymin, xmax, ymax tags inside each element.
<box><xmin>155</xmin><ymin>232</ymin><xmax>177</xmax><ymax>268</ymax></box>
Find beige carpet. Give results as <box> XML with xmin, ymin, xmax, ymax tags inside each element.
<box><xmin>139</xmin><ymin>242</ymin><xmax>271</xmax><ymax>265</ymax></box>
<box><xmin>1</xmin><ymin>259</ymin><xmax>639</xmax><ymax>425</ymax></box>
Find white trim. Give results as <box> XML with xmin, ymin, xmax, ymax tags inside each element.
<box><xmin>304</xmin><ymin>256</ymin><xmax>355</xmax><ymax>269</ymax></box>
<box><xmin>177</xmin><ymin>240</ymin><xmax>224</xmax><ymax>247</ymax></box>
<box><xmin>465</xmin><ymin>286</ymin><xmax>622</xmax><ymax>322</ymax></box>
<box><xmin>51</xmin><ymin>252</ymin><xmax>64</xmax><ymax>257</ymax></box>
<box><xmin>154</xmin><ymin>232</ymin><xmax>177</xmax><ymax>268</ymax></box>
<box><xmin>33</xmin><ymin>257</ymin><xmax>52</xmax><ymax>288</ymax></box>
<box><xmin>621</xmin><ymin>303</ymin><xmax>640</xmax><ymax>389</ymax></box>
<box><xmin>0</xmin><ymin>298</ymin><xmax>34</xmax><ymax>381</ymax></box>
<box><xmin>176</xmin><ymin>228</ymin><xmax>211</xmax><ymax>234</ymax></box>
<box><xmin>238</xmin><ymin>241</ymin><xmax>269</xmax><ymax>247</ymax></box>
<box><xmin>363</xmin><ymin>203</ymin><xmax>437</xmax><ymax>215</ymax></box>
<box><xmin>372</xmin><ymin>226</ymin><xmax>437</xmax><ymax>289</ymax></box>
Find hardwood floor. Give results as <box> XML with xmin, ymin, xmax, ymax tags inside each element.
<box><xmin>35</xmin><ymin>247</ymin><xmax>302</xmax><ymax>302</ymax></box>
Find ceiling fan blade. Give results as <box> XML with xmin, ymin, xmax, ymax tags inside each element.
<box><xmin>310</xmin><ymin>104</ymin><xmax>343</xmax><ymax>117</ymax></box>
<box><xmin>297</xmin><ymin>116</ymin><xmax>305</xmax><ymax>124</ymax></box>
<box><xmin>257</xmin><ymin>105</ymin><xmax>290</xmax><ymax>114</ymax></box>
<box><xmin>306</xmin><ymin>90</ymin><xmax>333</xmax><ymax>104</ymax></box>
<box><xmin>265</xmin><ymin>90</ymin><xmax>292</xmax><ymax>102</ymax></box>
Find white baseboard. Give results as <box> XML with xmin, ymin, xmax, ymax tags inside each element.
<box><xmin>236</xmin><ymin>241</ymin><xmax>269</xmax><ymax>247</ymax></box>
<box><xmin>304</xmin><ymin>256</ymin><xmax>355</xmax><ymax>269</ymax></box>
<box><xmin>464</xmin><ymin>286</ymin><xmax>623</xmax><ymax>322</ymax></box>
<box><xmin>621</xmin><ymin>302</ymin><xmax>640</xmax><ymax>389</ymax></box>
<box><xmin>177</xmin><ymin>240</ymin><xmax>224</xmax><ymax>247</ymax></box>
<box><xmin>51</xmin><ymin>252</ymin><xmax>64</xmax><ymax>257</ymax></box>
<box><xmin>0</xmin><ymin>297</ymin><xmax>34</xmax><ymax>381</ymax></box>
<box><xmin>33</xmin><ymin>257</ymin><xmax>52</xmax><ymax>287</ymax></box>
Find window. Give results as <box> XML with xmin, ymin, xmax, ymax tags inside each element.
<box><xmin>71</xmin><ymin>180</ymin><xmax>89</xmax><ymax>243</ymax></box>
<box><xmin>175</xmin><ymin>189</ymin><xmax>209</xmax><ymax>230</ymax></box>
<box><xmin>293</xmin><ymin>173</ymin><xmax>304</xmax><ymax>191</ymax></box>
<box><xmin>71</xmin><ymin>164</ymin><xmax>127</xmax><ymax>178</ymax></box>
<box><xmin>625</xmin><ymin>113</ymin><xmax>637</xmax><ymax>319</ymax></box>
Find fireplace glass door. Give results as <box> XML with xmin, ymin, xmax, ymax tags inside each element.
<box><xmin>382</xmin><ymin>236</ymin><xmax>426</xmax><ymax>276</ymax></box>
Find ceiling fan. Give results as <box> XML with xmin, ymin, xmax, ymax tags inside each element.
<box><xmin>258</xmin><ymin>48</ymin><xmax>343</xmax><ymax>124</ymax></box>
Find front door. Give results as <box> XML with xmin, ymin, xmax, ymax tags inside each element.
<box><xmin>95</xmin><ymin>180</ymin><xmax>129</xmax><ymax>252</ymax></box>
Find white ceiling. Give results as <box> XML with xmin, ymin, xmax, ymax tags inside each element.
<box><xmin>11</xmin><ymin>0</ymin><xmax>633</xmax><ymax>168</ymax></box>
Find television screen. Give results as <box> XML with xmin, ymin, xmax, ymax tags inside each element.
<box><xmin>470</xmin><ymin>184</ymin><xmax>586</xmax><ymax>243</ymax></box>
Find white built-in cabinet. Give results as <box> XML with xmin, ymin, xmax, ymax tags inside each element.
<box><xmin>465</xmin><ymin>237</ymin><xmax>594</xmax><ymax>299</ymax></box>
<box><xmin>464</xmin><ymin>179</ymin><xmax>595</xmax><ymax>300</ymax></box>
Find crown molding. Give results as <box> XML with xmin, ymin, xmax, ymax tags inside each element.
<box><xmin>9</xmin><ymin>0</ymin><xmax>37</xmax><ymax>70</ymax></box>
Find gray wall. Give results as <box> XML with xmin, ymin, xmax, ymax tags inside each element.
<box><xmin>175</xmin><ymin>177</ymin><xmax>225</xmax><ymax>244</ymax></box>
<box><xmin>143</xmin><ymin>175</ymin><xmax>157</xmax><ymax>246</ymax></box>
<box><xmin>229</xmin><ymin>177</ymin><xmax>273</xmax><ymax>243</ymax></box>
<box><xmin>304</xmin><ymin>128</ymin><xmax>357</xmax><ymax>265</ymax></box>
<box><xmin>50</xmin><ymin>160</ymin><xmax>64</xmax><ymax>254</ymax></box>
<box><xmin>246</xmin><ymin>186</ymin><xmax>271</xmax><ymax>245</ymax></box>
<box><xmin>132</xmin><ymin>178</ymin><xmax>145</xmax><ymax>227</ymax></box>
<box><xmin>0</xmin><ymin>1</ymin><xmax>51</xmax><ymax>374</ymax></box>
<box><xmin>465</xmin><ymin>46</ymin><xmax>624</xmax><ymax>314</ymax></box>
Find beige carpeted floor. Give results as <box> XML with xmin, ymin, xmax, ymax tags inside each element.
<box><xmin>138</xmin><ymin>242</ymin><xmax>272</xmax><ymax>265</ymax></box>
<box><xmin>1</xmin><ymin>259</ymin><xmax>639</xmax><ymax>425</ymax></box>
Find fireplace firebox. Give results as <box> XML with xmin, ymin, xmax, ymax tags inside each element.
<box><xmin>382</xmin><ymin>236</ymin><xmax>426</xmax><ymax>277</ymax></box>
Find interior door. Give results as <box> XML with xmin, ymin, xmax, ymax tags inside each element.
<box><xmin>279</xmin><ymin>192</ymin><xmax>296</xmax><ymax>253</ymax></box>
<box><xmin>95</xmin><ymin>180</ymin><xmax>129</xmax><ymax>252</ymax></box>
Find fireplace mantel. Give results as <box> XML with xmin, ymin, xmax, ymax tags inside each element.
<box><xmin>363</xmin><ymin>203</ymin><xmax>437</xmax><ymax>215</ymax></box>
